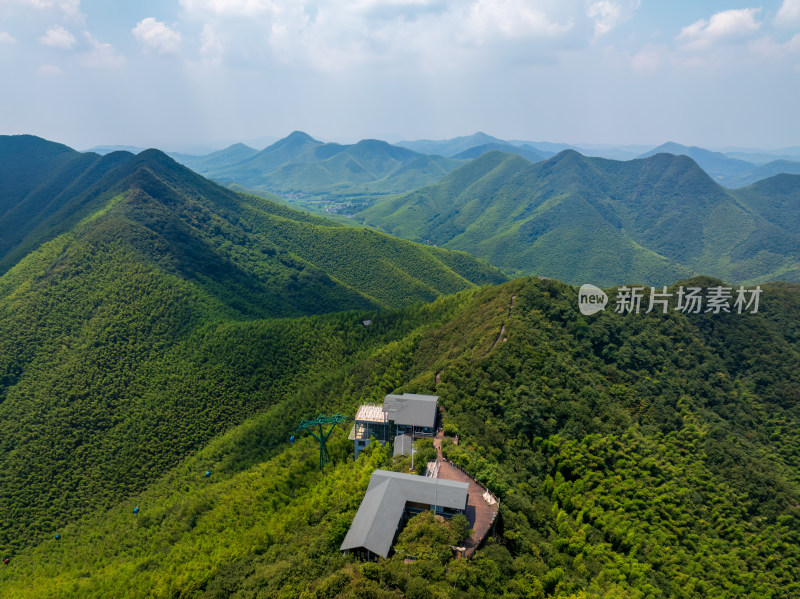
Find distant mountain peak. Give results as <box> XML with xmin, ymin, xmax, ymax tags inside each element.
<box><xmin>653</xmin><ymin>141</ymin><xmax>688</xmax><ymax>151</ymax></box>
<box><xmin>132</xmin><ymin>147</ymin><xmax>180</xmax><ymax>167</ymax></box>
<box><xmin>354</xmin><ymin>138</ymin><xmax>390</xmax><ymax>148</ymax></box>
<box><xmin>284</xmin><ymin>130</ymin><xmax>317</xmax><ymax>143</ymax></box>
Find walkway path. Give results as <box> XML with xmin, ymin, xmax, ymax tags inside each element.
<box><xmin>433</xmin><ymin>432</ymin><xmax>498</xmax><ymax>557</ymax></box>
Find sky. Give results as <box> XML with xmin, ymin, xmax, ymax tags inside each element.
<box><xmin>1</xmin><ymin>0</ymin><xmax>799</xmax><ymax>152</ymax></box>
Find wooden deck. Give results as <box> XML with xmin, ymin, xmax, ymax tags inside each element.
<box><xmin>433</xmin><ymin>433</ymin><xmax>498</xmax><ymax>557</ymax></box>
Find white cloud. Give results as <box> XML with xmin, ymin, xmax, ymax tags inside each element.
<box><xmin>10</xmin><ymin>0</ymin><xmax>83</xmax><ymax>20</ymax></box>
<box><xmin>678</xmin><ymin>8</ymin><xmax>762</xmax><ymax>51</ymax></box>
<box><xmin>749</xmin><ymin>33</ymin><xmax>800</xmax><ymax>58</ymax></box>
<box><xmin>460</xmin><ymin>0</ymin><xmax>574</xmax><ymax>44</ymax></box>
<box><xmin>776</xmin><ymin>0</ymin><xmax>800</xmax><ymax>27</ymax></box>
<box><xmin>587</xmin><ymin>0</ymin><xmax>640</xmax><ymax>37</ymax></box>
<box><xmin>39</xmin><ymin>25</ymin><xmax>77</xmax><ymax>49</ymax></box>
<box><xmin>0</xmin><ymin>31</ymin><xmax>17</xmax><ymax>44</ymax></box>
<box><xmin>199</xmin><ymin>24</ymin><xmax>223</xmax><ymax>62</ymax></box>
<box><xmin>133</xmin><ymin>18</ymin><xmax>182</xmax><ymax>54</ymax></box>
<box><xmin>178</xmin><ymin>0</ymin><xmax>599</xmax><ymax>72</ymax></box>
<box><xmin>82</xmin><ymin>32</ymin><xmax>125</xmax><ymax>68</ymax></box>
<box><xmin>179</xmin><ymin>0</ymin><xmax>298</xmax><ymax>19</ymax></box>
<box><xmin>38</xmin><ymin>63</ymin><xmax>64</xmax><ymax>75</ymax></box>
<box><xmin>631</xmin><ymin>44</ymin><xmax>666</xmax><ymax>72</ymax></box>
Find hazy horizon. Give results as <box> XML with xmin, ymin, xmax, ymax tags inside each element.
<box><xmin>75</xmin><ymin>131</ymin><xmax>800</xmax><ymax>158</ymax></box>
<box><xmin>2</xmin><ymin>0</ymin><xmax>799</xmax><ymax>151</ymax></box>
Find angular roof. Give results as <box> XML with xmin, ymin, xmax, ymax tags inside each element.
<box><xmin>340</xmin><ymin>469</ymin><xmax>468</xmax><ymax>558</ymax></box>
<box><xmin>382</xmin><ymin>393</ymin><xmax>438</xmax><ymax>428</ymax></box>
<box><xmin>393</xmin><ymin>434</ymin><xmax>413</xmax><ymax>457</ymax></box>
<box><xmin>339</xmin><ymin>478</ymin><xmax>406</xmax><ymax>558</ymax></box>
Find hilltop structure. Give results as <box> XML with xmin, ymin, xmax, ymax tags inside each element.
<box><xmin>349</xmin><ymin>393</ymin><xmax>438</xmax><ymax>458</ymax></box>
<box><xmin>340</xmin><ymin>469</ymin><xmax>469</xmax><ymax>559</ymax></box>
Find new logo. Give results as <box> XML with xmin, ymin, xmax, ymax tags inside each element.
<box><xmin>578</xmin><ymin>284</ymin><xmax>608</xmax><ymax>316</ymax></box>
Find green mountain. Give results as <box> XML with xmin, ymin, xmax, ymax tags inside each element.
<box><xmin>396</xmin><ymin>131</ymin><xmax>509</xmax><ymax>157</ymax></box>
<box><xmin>84</xmin><ymin>144</ymin><xmax>147</xmax><ymax>155</ymax></box>
<box><xmin>205</xmin><ymin>131</ymin><xmax>349</xmax><ymax>187</ymax></box>
<box><xmin>725</xmin><ymin>159</ymin><xmax>800</xmax><ymax>188</ymax></box>
<box><xmin>174</xmin><ymin>132</ymin><xmax>463</xmax><ymax>210</ymax></box>
<box><xmin>169</xmin><ymin>143</ymin><xmax>259</xmax><ymax>174</ymax></box>
<box><xmin>640</xmin><ymin>142</ymin><xmax>756</xmax><ymax>184</ymax></box>
<box><xmin>641</xmin><ymin>143</ymin><xmax>800</xmax><ymax>188</ymax></box>
<box><xmin>0</xmin><ymin>135</ymin><xmax>505</xmax><ymax>561</ymax></box>
<box><xmin>453</xmin><ymin>142</ymin><xmax>547</xmax><ymax>163</ymax></box>
<box><xmin>723</xmin><ymin>145</ymin><xmax>800</xmax><ymax>163</ymax></box>
<box><xmin>254</xmin><ymin>138</ymin><xmax>423</xmax><ymax>193</ymax></box>
<box><xmin>3</xmin><ymin>135</ymin><xmax>800</xmax><ymax>598</ymax></box>
<box><xmin>0</xmin><ymin>135</ymin><xmax>137</xmax><ymax>273</ymax></box>
<box><xmin>0</xmin><ymin>135</ymin><xmax>502</xmax><ymax>308</ymax></box>
<box><xmin>2</xmin><ymin>273</ymin><xmax>799</xmax><ymax>598</ymax></box>
<box><xmin>359</xmin><ymin>150</ymin><xmax>800</xmax><ymax>286</ymax></box>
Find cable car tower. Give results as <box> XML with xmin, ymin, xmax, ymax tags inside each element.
<box><xmin>296</xmin><ymin>413</ymin><xmax>347</xmax><ymax>472</ymax></box>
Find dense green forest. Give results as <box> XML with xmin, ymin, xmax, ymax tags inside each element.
<box><xmin>2</xmin><ymin>275</ymin><xmax>799</xmax><ymax>597</ymax></box>
<box><xmin>359</xmin><ymin>150</ymin><xmax>800</xmax><ymax>286</ymax></box>
<box><xmin>1</xmin><ymin>135</ymin><xmax>799</xmax><ymax>597</ymax></box>
<box><xmin>0</xmin><ymin>135</ymin><xmax>501</xmax><ymax>563</ymax></box>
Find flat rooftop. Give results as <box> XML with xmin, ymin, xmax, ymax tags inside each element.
<box><xmin>355</xmin><ymin>404</ymin><xmax>388</xmax><ymax>423</ymax></box>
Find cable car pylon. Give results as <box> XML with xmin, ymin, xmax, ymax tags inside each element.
<box><xmin>296</xmin><ymin>413</ymin><xmax>347</xmax><ymax>472</ymax></box>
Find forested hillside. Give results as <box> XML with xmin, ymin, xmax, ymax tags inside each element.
<box><xmin>1</xmin><ymin>135</ymin><xmax>799</xmax><ymax>598</ymax></box>
<box><xmin>360</xmin><ymin>150</ymin><xmax>800</xmax><ymax>286</ymax></box>
<box><xmin>2</xmin><ymin>275</ymin><xmax>799</xmax><ymax>597</ymax></box>
<box><xmin>0</xmin><ymin>135</ymin><xmax>503</xmax><ymax>563</ymax></box>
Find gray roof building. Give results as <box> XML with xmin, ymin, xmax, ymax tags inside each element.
<box><xmin>382</xmin><ymin>393</ymin><xmax>438</xmax><ymax>428</ymax></box>
<box><xmin>393</xmin><ymin>434</ymin><xmax>413</xmax><ymax>457</ymax></box>
<box><xmin>340</xmin><ymin>469</ymin><xmax>469</xmax><ymax>558</ymax></box>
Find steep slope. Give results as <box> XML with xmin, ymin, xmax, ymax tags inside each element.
<box><xmin>731</xmin><ymin>174</ymin><xmax>800</xmax><ymax>282</ymax></box>
<box><xmin>1</xmin><ymin>137</ymin><xmax>504</xmax><ymax>309</ymax></box>
<box><xmin>0</xmin><ymin>135</ymin><xmax>138</xmax><ymax>272</ymax></box>
<box><xmin>733</xmin><ymin>173</ymin><xmax>800</xmax><ymax>234</ymax></box>
<box><xmin>640</xmin><ymin>142</ymin><xmax>755</xmax><ymax>183</ymax></box>
<box><xmin>0</xmin><ymin>138</ymin><xmax>505</xmax><ymax>557</ymax></box>
<box><xmin>725</xmin><ymin>159</ymin><xmax>800</xmax><ymax>188</ymax></box>
<box><xmin>360</xmin><ymin>150</ymin><xmax>800</xmax><ymax>285</ymax></box>
<box><xmin>2</xmin><ymin>277</ymin><xmax>799</xmax><ymax>597</ymax></box>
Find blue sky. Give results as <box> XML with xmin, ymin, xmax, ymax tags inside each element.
<box><xmin>1</xmin><ymin>0</ymin><xmax>799</xmax><ymax>152</ymax></box>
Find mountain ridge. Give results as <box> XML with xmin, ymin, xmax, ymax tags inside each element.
<box><xmin>1</xmin><ymin>275</ymin><xmax>799</xmax><ymax>596</ymax></box>
<box><xmin>359</xmin><ymin>149</ymin><xmax>800</xmax><ymax>286</ymax></box>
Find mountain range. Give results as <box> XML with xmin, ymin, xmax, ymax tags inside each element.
<box><xmin>51</xmin><ymin>131</ymin><xmax>800</xmax><ymax>289</ymax></box>
<box><xmin>168</xmin><ymin>132</ymin><xmax>464</xmax><ymax>207</ymax></box>
<box><xmin>639</xmin><ymin>142</ymin><xmax>800</xmax><ymax>188</ymax></box>
<box><xmin>359</xmin><ymin>149</ymin><xmax>800</xmax><ymax>286</ymax></box>
<box><xmin>0</xmin><ymin>133</ymin><xmax>502</xmax><ymax>560</ymax></box>
<box><xmin>0</xmin><ymin>135</ymin><xmax>502</xmax><ymax>310</ymax></box>
<box><xmin>169</xmin><ymin>133</ymin><xmax>800</xmax><ymax>216</ymax></box>
<box><xmin>1</xmin><ymin>134</ymin><xmax>799</xmax><ymax>597</ymax></box>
